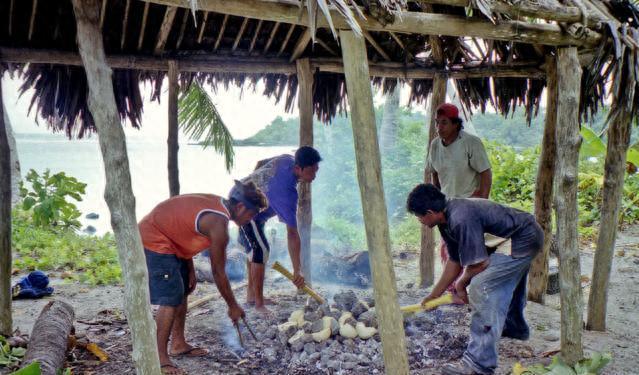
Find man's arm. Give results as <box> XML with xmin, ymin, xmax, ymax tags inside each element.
<box><xmin>422</xmin><ymin>259</ymin><xmax>462</xmax><ymax>305</ymax></box>
<box><xmin>432</xmin><ymin>171</ymin><xmax>441</xmax><ymax>190</ymax></box>
<box><xmin>286</xmin><ymin>225</ymin><xmax>305</xmax><ymax>288</ymax></box>
<box><xmin>455</xmin><ymin>259</ymin><xmax>490</xmax><ymax>303</ymax></box>
<box><xmin>199</xmin><ymin>213</ymin><xmax>244</xmax><ymax>321</ymax></box>
<box><xmin>472</xmin><ymin>169</ymin><xmax>492</xmax><ymax>198</ymax></box>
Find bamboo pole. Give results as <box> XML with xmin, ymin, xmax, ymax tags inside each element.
<box><xmin>214</xmin><ymin>14</ymin><xmax>229</xmax><ymax>51</ymax></box>
<box><xmin>272</xmin><ymin>261</ymin><xmax>325</xmax><ymax>303</ymax></box>
<box><xmin>0</xmin><ymin>79</ymin><xmax>12</xmax><ymax>336</ymax></box>
<box><xmin>296</xmin><ymin>58</ymin><xmax>314</xmax><ymax>285</ymax></box>
<box><xmin>154</xmin><ymin>6</ymin><xmax>178</xmax><ymax>54</ymax></box>
<box><xmin>339</xmin><ymin>29</ymin><xmax>409</xmax><ymax>375</ymax></box>
<box><xmin>587</xmin><ymin>50</ymin><xmax>635</xmax><ymax>331</ymax></box>
<box><xmin>70</xmin><ymin>1</ymin><xmax>161</xmax><ymax>373</ymax></box>
<box><xmin>528</xmin><ymin>55</ymin><xmax>557</xmax><ymax>303</ymax></box>
<box><xmin>232</xmin><ymin>18</ymin><xmax>249</xmax><ymax>51</ymax></box>
<box><xmin>168</xmin><ymin>60</ymin><xmax>180</xmax><ymax>197</ymax></box>
<box><xmin>554</xmin><ymin>46</ymin><xmax>583</xmax><ymax>365</ymax></box>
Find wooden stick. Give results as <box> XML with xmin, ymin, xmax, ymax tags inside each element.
<box><xmin>154</xmin><ymin>6</ymin><xmax>178</xmax><ymax>54</ymax></box>
<box><xmin>99</xmin><ymin>0</ymin><xmax>107</xmax><ymax>29</ymax></box>
<box><xmin>28</xmin><ymin>0</ymin><xmax>38</xmax><ymax>41</ymax></box>
<box><xmin>232</xmin><ymin>18</ymin><xmax>249</xmax><ymax>51</ymax></box>
<box><xmin>272</xmin><ymin>261</ymin><xmax>325</xmax><ymax>304</ymax></box>
<box><xmin>176</xmin><ymin>9</ymin><xmax>189</xmax><ymax>49</ymax></box>
<box><xmin>197</xmin><ymin>11</ymin><xmax>209</xmax><ymax>44</ymax></box>
<box><xmin>363</xmin><ymin>30</ymin><xmax>390</xmax><ymax>61</ymax></box>
<box><xmin>137</xmin><ymin>2</ymin><xmax>150</xmax><ymax>50</ymax></box>
<box><xmin>187</xmin><ymin>282</ymin><xmax>248</xmax><ymax>311</ymax></box>
<box><xmin>249</xmin><ymin>20</ymin><xmax>263</xmax><ymax>53</ymax></box>
<box><xmin>214</xmin><ymin>14</ymin><xmax>229</xmax><ymax>51</ymax></box>
<box><xmin>277</xmin><ymin>24</ymin><xmax>295</xmax><ymax>57</ymax></box>
<box><xmin>263</xmin><ymin>21</ymin><xmax>280</xmax><ymax>54</ymax></box>
<box><xmin>121</xmin><ymin>0</ymin><xmax>131</xmax><ymax>49</ymax></box>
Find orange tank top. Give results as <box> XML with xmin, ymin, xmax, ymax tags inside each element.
<box><xmin>139</xmin><ymin>194</ymin><xmax>230</xmax><ymax>259</ymax></box>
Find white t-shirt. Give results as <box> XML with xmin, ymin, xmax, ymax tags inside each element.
<box><xmin>426</xmin><ymin>130</ymin><xmax>491</xmax><ymax>198</ymax></box>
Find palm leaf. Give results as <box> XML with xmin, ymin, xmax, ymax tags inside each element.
<box><xmin>580</xmin><ymin>126</ymin><xmax>607</xmax><ymax>159</ymax></box>
<box><xmin>178</xmin><ymin>82</ymin><xmax>235</xmax><ymax>172</ymax></box>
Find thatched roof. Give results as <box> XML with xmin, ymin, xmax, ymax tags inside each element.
<box><xmin>1</xmin><ymin>0</ymin><xmax>638</xmax><ymax>136</ymax></box>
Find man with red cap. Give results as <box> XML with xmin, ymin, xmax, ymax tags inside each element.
<box><xmin>427</xmin><ymin>103</ymin><xmax>493</xmax><ymax>301</ymax></box>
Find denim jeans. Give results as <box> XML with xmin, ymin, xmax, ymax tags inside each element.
<box><xmin>462</xmin><ymin>253</ymin><xmax>534</xmax><ymax>374</ymax></box>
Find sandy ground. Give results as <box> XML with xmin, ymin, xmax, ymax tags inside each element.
<box><xmin>5</xmin><ymin>225</ymin><xmax>639</xmax><ymax>374</ymax></box>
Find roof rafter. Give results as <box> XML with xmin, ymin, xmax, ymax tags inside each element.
<box><xmin>154</xmin><ymin>6</ymin><xmax>178</xmax><ymax>54</ymax></box>
<box><xmin>214</xmin><ymin>14</ymin><xmax>229</xmax><ymax>50</ymax></box>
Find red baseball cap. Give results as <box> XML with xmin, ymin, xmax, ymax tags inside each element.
<box><xmin>436</xmin><ymin>103</ymin><xmax>460</xmax><ymax>120</ymax></box>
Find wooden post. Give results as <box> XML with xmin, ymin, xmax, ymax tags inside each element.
<box><xmin>554</xmin><ymin>47</ymin><xmax>583</xmax><ymax>365</ymax></box>
<box><xmin>339</xmin><ymin>29</ymin><xmax>409</xmax><ymax>375</ymax></box>
<box><xmin>168</xmin><ymin>60</ymin><xmax>180</xmax><ymax>197</ymax></box>
<box><xmin>70</xmin><ymin>1</ymin><xmax>161</xmax><ymax>373</ymax></box>
<box><xmin>0</xmin><ymin>78</ymin><xmax>12</xmax><ymax>336</ymax></box>
<box><xmin>528</xmin><ymin>55</ymin><xmax>558</xmax><ymax>303</ymax></box>
<box><xmin>296</xmin><ymin>58</ymin><xmax>313</xmax><ymax>284</ymax></box>
<box><xmin>587</xmin><ymin>50</ymin><xmax>635</xmax><ymax>331</ymax></box>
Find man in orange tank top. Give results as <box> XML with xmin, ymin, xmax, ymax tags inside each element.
<box><xmin>139</xmin><ymin>181</ymin><xmax>267</xmax><ymax>375</ymax></box>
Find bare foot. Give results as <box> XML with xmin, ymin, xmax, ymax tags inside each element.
<box><xmin>451</xmin><ymin>293</ymin><xmax>466</xmax><ymax>305</ymax></box>
<box><xmin>161</xmin><ymin>363</ymin><xmax>185</xmax><ymax>375</ymax></box>
<box><xmin>254</xmin><ymin>305</ymin><xmax>274</xmax><ymax>315</ymax></box>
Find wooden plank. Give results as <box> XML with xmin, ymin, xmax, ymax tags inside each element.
<box><xmin>339</xmin><ymin>29</ymin><xmax>409</xmax><ymax>375</ymax></box>
<box><xmin>277</xmin><ymin>24</ymin><xmax>295</xmax><ymax>57</ymax></box>
<box><xmin>249</xmin><ymin>20</ymin><xmax>264</xmax><ymax>53</ymax></box>
<box><xmin>232</xmin><ymin>18</ymin><xmax>249</xmax><ymax>51</ymax></box>
<box><xmin>528</xmin><ymin>55</ymin><xmax>557</xmax><ymax>304</ymax></box>
<box><xmin>154</xmin><ymin>6</ymin><xmax>178</xmax><ymax>54</ymax></box>
<box><xmin>289</xmin><ymin>28</ymin><xmax>311</xmax><ymax>62</ymax></box>
<box><xmin>70</xmin><ymin>0</ymin><xmax>161</xmax><ymax>373</ymax></box>
<box><xmin>28</xmin><ymin>0</ymin><xmax>38</xmax><ymax>41</ymax></box>
<box><xmin>121</xmin><ymin>0</ymin><xmax>131</xmax><ymax>49</ymax></box>
<box><xmin>296</xmin><ymin>58</ymin><xmax>314</xmax><ymax>284</ymax></box>
<box><xmin>168</xmin><ymin>60</ymin><xmax>180</xmax><ymax>197</ymax></box>
<box><xmin>0</xmin><ymin>47</ymin><xmax>546</xmax><ymax>79</ymax></box>
<box><xmin>554</xmin><ymin>46</ymin><xmax>583</xmax><ymax>365</ymax></box>
<box><xmin>142</xmin><ymin>0</ymin><xmax>602</xmax><ymax>47</ymax></box>
<box><xmin>363</xmin><ymin>30</ymin><xmax>390</xmax><ymax>61</ymax></box>
<box><xmin>138</xmin><ymin>2</ymin><xmax>151</xmax><ymax>50</ymax></box>
<box><xmin>197</xmin><ymin>11</ymin><xmax>209</xmax><ymax>44</ymax></box>
<box><xmin>587</xmin><ymin>52</ymin><xmax>635</xmax><ymax>331</ymax></box>
<box><xmin>176</xmin><ymin>8</ymin><xmax>189</xmax><ymax>49</ymax></box>
<box><xmin>214</xmin><ymin>14</ymin><xmax>229</xmax><ymax>51</ymax></box>
<box><xmin>262</xmin><ymin>21</ymin><xmax>280</xmax><ymax>54</ymax></box>
<box><xmin>0</xmin><ymin>76</ymin><xmax>12</xmax><ymax>336</ymax></box>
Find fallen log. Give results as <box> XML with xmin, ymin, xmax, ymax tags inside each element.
<box><xmin>22</xmin><ymin>300</ymin><xmax>75</xmax><ymax>375</ymax></box>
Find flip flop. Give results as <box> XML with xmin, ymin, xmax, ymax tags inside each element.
<box><xmin>169</xmin><ymin>347</ymin><xmax>209</xmax><ymax>358</ymax></box>
<box><xmin>161</xmin><ymin>364</ymin><xmax>186</xmax><ymax>375</ymax></box>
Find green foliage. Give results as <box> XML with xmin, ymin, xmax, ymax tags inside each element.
<box><xmin>515</xmin><ymin>352</ymin><xmax>612</xmax><ymax>374</ymax></box>
<box><xmin>0</xmin><ymin>336</ymin><xmax>27</xmax><ymax>367</ymax></box>
<box><xmin>9</xmin><ymin>361</ymin><xmax>40</xmax><ymax>375</ymax></box>
<box><xmin>19</xmin><ymin>169</ymin><xmax>86</xmax><ymax>229</ymax></box>
<box><xmin>178</xmin><ymin>81</ymin><xmax>235</xmax><ymax>172</ymax></box>
<box><xmin>12</xmin><ymin>208</ymin><xmax>121</xmax><ymax>285</ymax></box>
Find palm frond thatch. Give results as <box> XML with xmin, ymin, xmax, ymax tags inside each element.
<box><xmin>178</xmin><ymin>81</ymin><xmax>235</xmax><ymax>172</ymax></box>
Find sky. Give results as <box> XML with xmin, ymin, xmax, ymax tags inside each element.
<box><xmin>2</xmin><ymin>75</ymin><xmax>421</xmax><ymax>141</ymax></box>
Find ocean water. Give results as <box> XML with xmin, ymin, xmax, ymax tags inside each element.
<box><xmin>14</xmin><ymin>133</ymin><xmax>294</xmax><ymax>234</ymax></box>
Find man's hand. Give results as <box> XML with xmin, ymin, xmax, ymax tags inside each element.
<box><xmin>421</xmin><ymin>293</ymin><xmax>439</xmax><ymax>307</ymax></box>
<box><xmin>187</xmin><ymin>261</ymin><xmax>197</xmax><ymax>295</ymax></box>
<box><xmin>292</xmin><ymin>270</ymin><xmax>305</xmax><ymax>289</ymax></box>
<box><xmin>228</xmin><ymin>304</ymin><xmax>245</xmax><ymax>323</ymax></box>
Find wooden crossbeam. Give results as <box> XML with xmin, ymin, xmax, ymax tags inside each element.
<box><xmin>233</xmin><ymin>18</ymin><xmax>249</xmax><ymax>51</ymax></box>
<box><xmin>138</xmin><ymin>2</ymin><xmax>150</xmax><ymax>50</ymax></box>
<box><xmin>154</xmin><ymin>6</ymin><xmax>178</xmax><ymax>54</ymax></box>
<box><xmin>263</xmin><ymin>21</ymin><xmax>280</xmax><ymax>54</ymax></box>
<box><xmin>362</xmin><ymin>30</ymin><xmax>390</xmax><ymax>61</ymax></box>
<box><xmin>214</xmin><ymin>14</ymin><xmax>229</xmax><ymax>50</ymax></box>
<box><xmin>140</xmin><ymin>0</ymin><xmax>602</xmax><ymax>47</ymax></box>
<box><xmin>28</xmin><ymin>0</ymin><xmax>38</xmax><ymax>41</ymax></box>
<box><xmin>121</xmin><ymin>0</ymin><xmax>131</xmax><ymax>49</ymax></box>
<box><xmin>289</xmin><ymin>28</ymin><xmax>311</xmax><ymax>62</ymax></box>
<box><xmin>249</xmin><ymin>20</ymin><xmax>264</xmax><ymax>53</ymax></box>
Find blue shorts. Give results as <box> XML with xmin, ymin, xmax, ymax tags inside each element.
<box><xmin>144</xmin><ymin>249</ymin><xmax>189</xmax><ymax>307</ymax></box>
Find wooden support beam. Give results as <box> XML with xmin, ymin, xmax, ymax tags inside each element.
<box><xmin>176</xmin><ymin>8</ymin><xmax>189</xmax><ymax>49</ymax></box>
<box><xmin>339</xmin><ymin>29</ymin><xmax>409</xmax><ymax>375</ymax></box>
<box><xmin>587</xmin><ymin>51</ymin><xmax>635</xmax><ymax>331</ymax></box>
<box><xmin>168</xmin><ymin>60</ymin><xmax>180</xmax><ymax>197</ymax></box>
<box><xmin>296</xmin><ymin>58</ymin><xmax>314</xmax><ymax>285</ymax></box>
<box><xmin>0</xmin><ymin>47</ymin><xmax>546</xmax><ymax>79</ymax></box>
<box><xmin>363</xmin><ymin>30</ymin><xmax>390</xmax><ymax>61</ymax></box>
<box><xmin>277</xmin><ymin>24</ymin><xmax>295</xmax><ymax>57</ymax></box>
<box><xmin>554</xmin><ymin>46</ymin><xmax>583</xmax><ymax>366</ymax></box>
<box><xmin>100</xmin><ymin>0</ymin><xmax>108</xmax><ymax>29</ymax></box>
<box><xmin>263</xmin><ymin>21</ymin><xmax>280</xmax><ymax>54</ymax></box>
<box><xmin>197</xmin><ymin>11</ymin><xmax>209</xmax><ymax>44</ymax></box>
<box><xmin>138</xmin><ymin>2</ymin><xmax>150</xmax><ymax>50</ymax></box>
<box><xmin>70</xmin><ymin>0</ymin><xmax>161</xmax><ymax>373</ymax></box>
<box><xmin>154</xmin><ymin>6</ymin><xmax>178</xmax><ymax>54</ymax></box>
<box><xmin>214</xmin><ymin>14</ymin><xmax>229</xmax><ymax>51</ymax></box>
<box><xmin>121</xmin><ymin>0</ymin><xmax>131</xmax><ymax>49</ymax></box>
<box><xmin>141</xmin><ymin>0</ymin><xmax>602</xmax><ymax>47</ymax></box>
<box><xmin>249</xmin><ymin>20</ymin><xmax>264</xmax><ymax>53</ymax></box>
<box><xmin>289</xmin><ymin>28</ymin><xmax>311</xmax><ymax>62</ymax></box>
<box><xmin>0</xmin><ymin>76</ymin><xmax>12</xmax><ymax>336</ymax></box>
<box><xmin>528</xmin><ymin>55</ymin><xmax>557</xmax><ymax>304</ymax></box>
<box><xmin>315</xmin><ymin>38</ymin><xmax>337</xmax><ymax>56</ymax></box>
<box><xmin>232</xmin><ymin>18</ymin><xmax>249</xmax><ymax>51</ymax></box>
<box><xmin>28</xmin><ymin>0</ymin><xmax>38</xmax><ymax>41</ymax></box>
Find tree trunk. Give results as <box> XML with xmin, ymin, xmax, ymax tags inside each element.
<box><xmin>0</xmin><ymin>79</ymin><xmax>12</xmax><ymax>336</ymax></box>
<box><xmin>380</xmin><ymin>83</ymin><xmax>400</xmax><ymax>154</ymax></box>
<box><xmin>587</xmin><ymin>51</ymin><xmax>635</xmax><ymax>331</ymax></box>
<box><xmin>420</xmin><ymin>73</ymin><xmax>446</xmax><ymax>288</ymax></box>
<box><xmin>528</xmin><ymin>55</ymin><xmax>558</xmax><ymax>303</ymax></box>
<box><xmin>4</xmin><ymin>102</ymin><xmax>21</xmax><ymax>206</ymax></box>
<box><xmin>22</xmin><ymin>300</ymin><xmax>74</xmax><ymax>375</ymax></box>
<box><xmin>296</xmin><ymin>58</ymin><xmax>313</xmax><ymax>284</ymax></box>
<box><xmin>71</xmin><ymin>1</ymin><xmax>161</xmax><ymax>373</ymax></box>
<box><xmin>339</xmin><ymin>29</ymin><xmax>409</xmax><ymax>375</ymax></box>
<box><xmin>554</xmin><ymin>47</ymin><xmax>583</xmax><ymax>365</ymax></box>
<box><xmin>168</xmin><ymin>60</ymin><xmax>180</xmax><ymax>197</ymax></box>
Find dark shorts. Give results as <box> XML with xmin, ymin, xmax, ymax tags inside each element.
<box><xmin>238</xmin><ymin>219</ymin><xmax>270</xmax><ymax>264</ymax></box>
<box><xmin>144</xmin><ymin>249</ymin><xmax>189</xmax><ymax>307</ymax></box>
